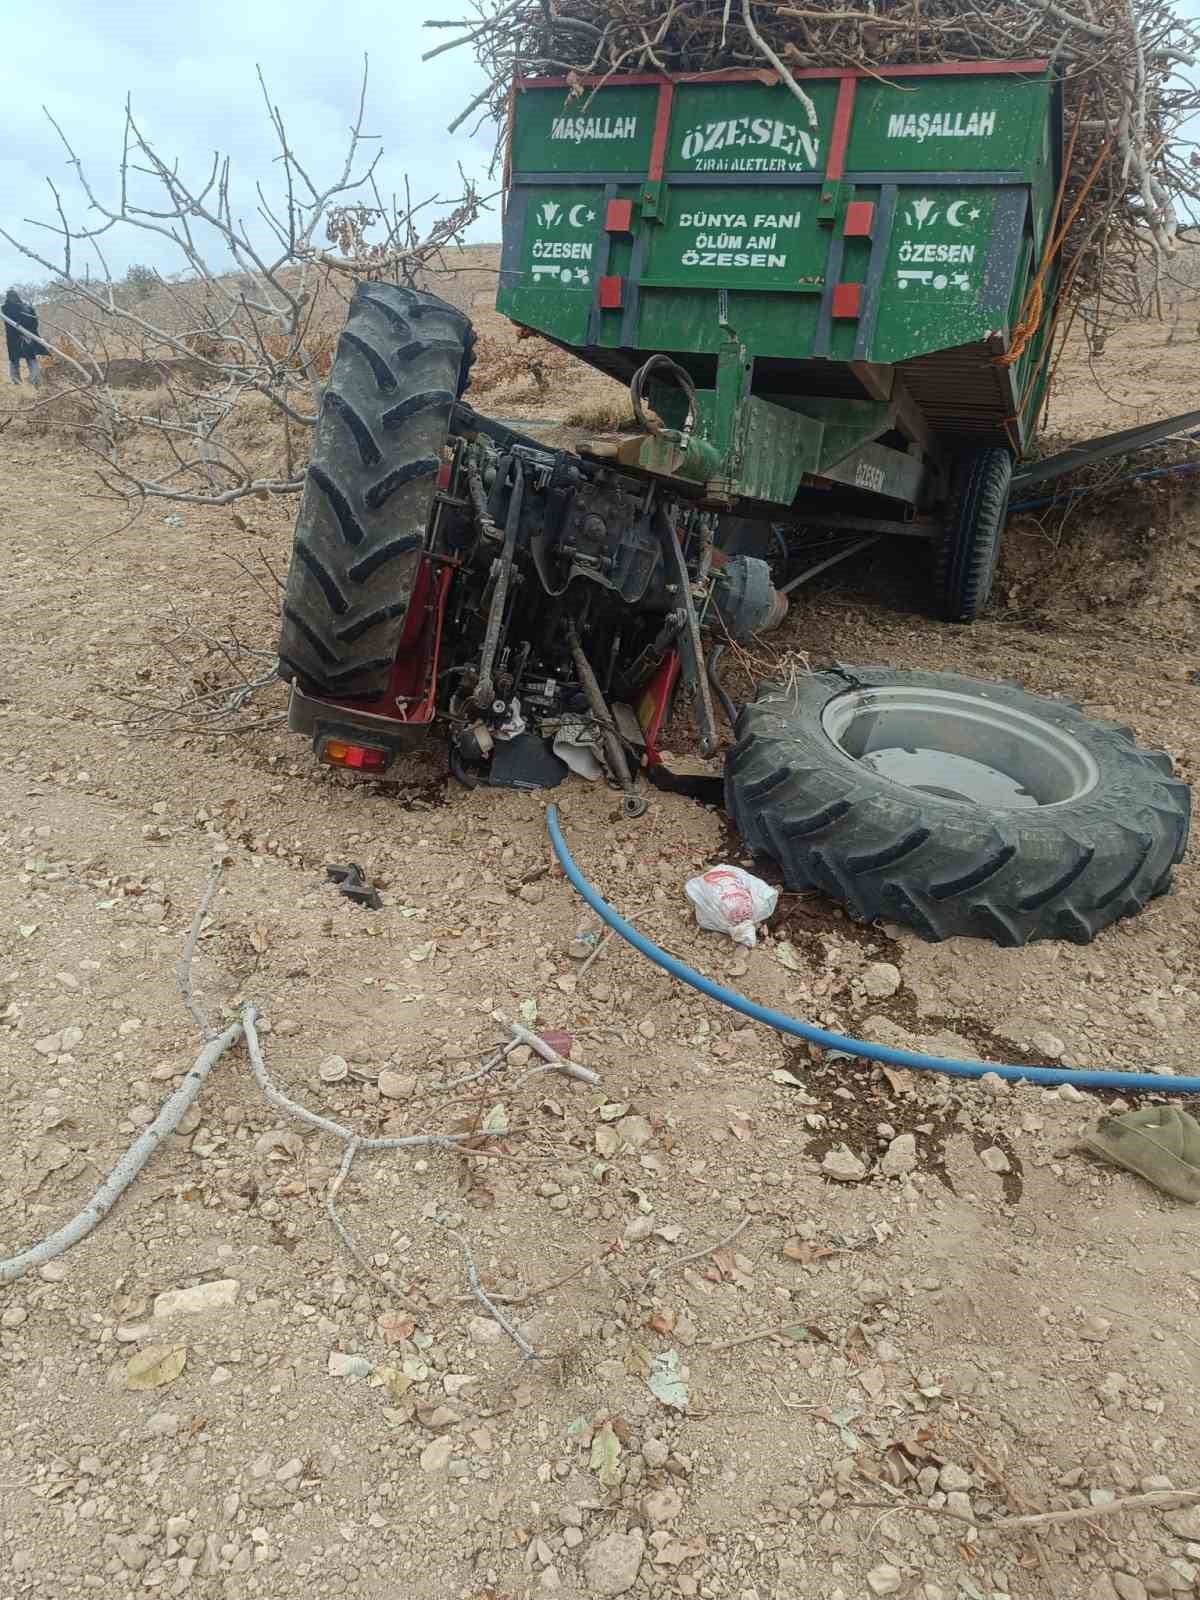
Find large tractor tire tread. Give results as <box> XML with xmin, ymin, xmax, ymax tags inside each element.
<box><xmin>277</xmin><ymin>282</ymin><xmax>472</xmax><ymax>702</ymax></box>
<box><xmin>936</xmin><ymin>446</ymin><xmax>1012</xmax><ymax>623</ymax></box>
<box><xmin>725</xmin><ymin>667</ymin><xmax>1191</xmax><ymax>947</ymax></box>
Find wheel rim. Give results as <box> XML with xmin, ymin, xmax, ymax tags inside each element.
<box><xmin>820</xmin><ymin>685</ymin><xmax>1099</xmax><ymax>809</ymax></box>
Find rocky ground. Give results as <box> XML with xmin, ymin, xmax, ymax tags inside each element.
<box><xmin>1</xmin><ymin>304</ymin><xmax>1199</xmax><ymax>1600</ymax></box>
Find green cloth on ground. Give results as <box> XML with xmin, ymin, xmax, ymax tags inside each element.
<box><xmin>1083</xmin><ymin>1105</ymin><xmax>1200</xmax><ymax>1203</ymax></box>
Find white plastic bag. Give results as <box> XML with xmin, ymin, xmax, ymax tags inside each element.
<box><xmin>684</xmin><ymin>864</ymin><xmax>778</xmax><ymax>948</ymax></box>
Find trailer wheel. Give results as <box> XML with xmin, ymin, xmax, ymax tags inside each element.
<box><xmin>277</xmin><ymin>282</ymin><xmax>473</xmax><ymax>702</ymax></box>
<box><xmin>725</xmin><ymin>667</ymin><xmax>1190</xmax><ymax>947</ymax></box>
<box><xmin>936</xmin><ymin>446</ymin><xmax>1012</xmax><ymax>622</ymax></box>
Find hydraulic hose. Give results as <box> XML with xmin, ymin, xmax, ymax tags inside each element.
<box><xmin>547</xmin><ymin>806</ymin><xmax>1200</xmax><ymax>1096</ymax></box>
<box><xmin>705</xmin><ymin>643</ymin><xmax>742</xmax><ymax>731</ymax></box>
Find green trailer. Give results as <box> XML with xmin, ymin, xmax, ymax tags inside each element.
<box><xmin>276</xmin><ymin>56</ymin><xmax>1191</xmax><ymax>947</ymax></box>
<box><xmin>499</xmin><ymin>59</ymin><xmax>1061</xmax><ymax>618</ymax></box>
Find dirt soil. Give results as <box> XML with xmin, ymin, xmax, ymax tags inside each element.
<box><xmin>2</xmin><ymin>274</ymin><xmax>1200</xmax><ymax>1600</ymax></box>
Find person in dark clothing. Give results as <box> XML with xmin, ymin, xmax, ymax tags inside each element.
<box><xmin>3</xmin><ymin>288</ymin><xmax>43</xmax><ymax>386</ymax></box>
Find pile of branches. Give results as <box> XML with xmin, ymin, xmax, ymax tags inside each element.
<box><xmin>427</xmin><ymin>0</ymin><xmax>1200</xmax><ymax>313</ymax></box>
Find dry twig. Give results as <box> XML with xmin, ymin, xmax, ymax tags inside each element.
<box><xmin>639</xmin><ymin>1213</ymin><xmax>752</xmax><ymax>1293</ymax></box>
<box><xmin>850</xmin><ymin>1487</ymin><xmax>1200</xmax><ymax>1535</ymax></box>
<box><xmin>3</xmin><ymin>57</ymin><xmax>482</xmax><ymax>517</ymax></box>
<box><xmin>437</xmin><ymin>1220</ymin><xmax>541</xmax><ymax>1360</ymax></box>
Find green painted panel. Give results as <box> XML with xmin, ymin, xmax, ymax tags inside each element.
<box><xmin>645</xmin><ymin>185</ymin><xmax>827</xmax><ymax>291</ymax></box>
<box><xmin>666</xmin><ymin>80</ymin><xmax>841</xmax><ymax>176</ymax></box>
<box><xmin>891</xmin><ymin>186</ymin><xmax>995</xmax><ymax>280</ymax></box>
<box><xmin>500</xmin><ymin>68</ymin><xmax>1060</xmax><ymax>462</ymax></box>
<box><xmin>518</xmin><ymin>186</ymin><xmax>606</xmax><ymax>292</ymax></box>
<box><xmin>635</xmin><ymin>290</ymin><xmax>823</xmax><ymax>360</ymax></box>
<box><xmin>846</xmin><ymin>72</ymin><xmax>1049</xmax><ymax>171</ymax></box>
<box><xmin>511</xmin><ymin>84</ymin><xmax>657</xmax><ymax>173</ymax></box>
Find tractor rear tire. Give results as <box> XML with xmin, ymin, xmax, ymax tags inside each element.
<box><xmin>277</xmin><ymin>281</ymin><xmax>473</xmax><ymax>702</ymax></box>
<box><xmin>725</xmin><ymin>666</ymin><xmax>1191</xmax><ymax>946</ymax></box>
<box><xmin>936</xmin><ymin>446</ymin><xmax>1012</xmax><ymax>622</ymax></box>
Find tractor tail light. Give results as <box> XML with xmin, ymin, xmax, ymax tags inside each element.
<box><xmin>319</xmin><ymin>739</ymin><xmax>389</xmax><ymax>772</ymax></box>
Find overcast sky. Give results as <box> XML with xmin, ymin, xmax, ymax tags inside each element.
<box><xmin>2</xmin><ymin>1</ymin><xmax>1197</xmax><ymax>293</ymax></box>
<box><xmin>0</xmin><ymin>1</ymin><xmax>497</xmax><ymax>292</ymax></box>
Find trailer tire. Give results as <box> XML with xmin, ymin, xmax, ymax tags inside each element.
<box><xmin>277</xmin><ymin>282</ymin><xmax>473</xmax><ymax>702</ymax></box>
<box><xmin>725</xmin><ymin>666</ymin><xmax>1191</xmax><ymax>946</ymax></box>
<box><xmin>936</xmin><ymin>446</ymin><xmax>1012</xmax><ymax>622</ymax></box>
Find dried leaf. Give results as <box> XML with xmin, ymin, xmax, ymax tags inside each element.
<box><xmin>646</xmin><ymin>1311</ymin><xmax>676</xmax><ymax>1336</ymax></box>
<box><xmin>828</xmin><ymin>1404</ymin><xmax>864</xmax><ymax>1449</ymax></box>
<box><xmin>651</xmin><ymin>1536</ymin><xmax>706</xmax><ymax>1567</ymax></box>
<box><xmin>710</xmin><ymin>1248</ymin><xmax>737</xmax><ymax>1279</ymax></box>
<box><xmin>372</xmin><ymin>1366</ymin><xmax>417</xmax><ymax>1406</ymax></box>
<box><xmin>598</xmin><ymin>1102</ymin><xmax>630</xmax><ymax>1122</ymax></box>
<box><xmin>255</xmin><ymin>1129</ymin><xmax>304</xmax><ymax>1163</ymax></box>
<box><xmin>249</xmin><ymin>925</ymin><xmax>269</xmax><ymax>955</ymax></box>
<box><xmin>408</xmin><ymin>941</ymin><xmax>436</xmax><ymax>963</ymax></box>
<box><xmin>782</xmin><ymin>1238</ymin><xmax>839</xmax><ymax>1264</ymax></box>
<box><xmin>416</xmin><ymin>1403</ymin><xmax>459</xmax><ymax>1431</ymax></box>
<box><xmin>860</xmin><ymin>1364</ymin><xmax>887</xmax><ymax>1400</ymax></box>
<box><xmin>482</xmin><ymin>1103</ymin><xmax>510</xmax><ymax>1134</ymax></box>
<box><xmin>377</xmin><ymin>1312</ymin><xmax>415</xmax><ymax>1346</ymax></box>
<box><xmin>126</xmin><ymin>1345</ymin><xmax>187</xmax><ymax>1391</ymax></box>
<box><xmin>881</xmin><ymin>1065</ymin><xmax>917</xmax><ymax>1094</ymax></box>
<box><xmin>774</xmin><ymin>940</ymin><xmax>803</xmax><ymax>972</ymax></box>
<box><xmin>648</xmin><ymin>1350</ymin><xmax>689</xmax><ymax>1411</ymax></box>
<box><xmin>595</xmin><ymin>1126</ymin><xmax>620</xmax><ymax>1158</ymax></box>
<box><xmin>770</xmin><ymin>1069</ymin><xmax>818</xmax><ymax>1102</ymax></box>
<box><xmin>625</xmin><ymin>1345</ymin><xmax>653</xmax><ymax>1379</ymax></box>
<box><xmin>589</xmin><ymin>1420</ymin><xmax>623</xmax><ymax>1488</ymax></box>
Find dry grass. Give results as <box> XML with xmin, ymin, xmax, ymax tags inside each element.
<box><xmin>561</xmin><ymin>395</ymin><xmax>637</xmax><ymax>431</ymax></box>
<box><xmin>467</xmin><ymin>332</ymin><xmax>580</xmax><ymax>400</ymax></box>
<box><xmin>222</xmin><ymin>390</ymin><xmax>294</xmax><ymax>479</ymax></box>
<box><xmin>38</xmin><ymin>248</ymin><xmax>503</xmax><ymax>364</ymax></box>
<box><xmin>4</xmin><ymin>381</ymin><xmax>296</xmax><ymax>486</ymax></box>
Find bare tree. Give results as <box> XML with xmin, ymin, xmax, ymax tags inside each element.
<box><xmin>1</xmin><ymin>57</ymin><xmax>484</xmax><ymax>512</ymax></box>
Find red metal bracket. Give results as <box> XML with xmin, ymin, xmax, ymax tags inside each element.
<box><xmin>598</xmin><ymin>275</ymin><xmax>624</xmax><ymax>310</ymax></box>
<box><xmin>843</xmin><ymin>201</ymin><xmax>875</xmax><ymax>238</ymax></box>
<box><xmin>605</xmin><ymin>199</ymin><xmax>634</xmax><ymax>234</ymax></box>
<box><xmin>637</xmin><ymin>651</ymin><xmax>681</xmax><ymax>767</ymax></box>
<box><xmin>647</xmin><ymin>81</ymin><xmax>675</xmax><ymax>184</ymax></box>
<box><xmin>831</xmin><ymin>283</ymin><xmax>863</xmax><ymax>319</ymax></box>
<box><xmin>825</xmin><ymin>75</ymin><xmax>857</xmax><ymax>183</ymax></box>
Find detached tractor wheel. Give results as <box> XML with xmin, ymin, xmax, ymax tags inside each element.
<box><xmin>936</xmin><ymin>446</ymin><xmax>1012</xmax><ymax>622</ymax></box>
<box><xmin>725</xmin><ymin>667</ymin><xmax>1191</xmax><ymax>947</ymax></box>
<box><xmin>277</xmin><ymin>282</ymin><xmax>474</xmax><ymax>702</ymax></box>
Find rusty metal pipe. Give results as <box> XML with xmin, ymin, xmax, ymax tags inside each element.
<box><xmin>565</xmin><ymin>621</ymin><xmax>647</xmax><ymax>819</ymax></box>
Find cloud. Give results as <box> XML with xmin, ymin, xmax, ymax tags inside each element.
<box><xmin>0</xmin><ymin>0</ymin><xmax>498</xmax><ymax>289</ymax></box>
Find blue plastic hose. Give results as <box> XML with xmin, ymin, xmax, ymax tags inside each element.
<box><xmin>1010</xmin><ymin>456</ymin><xmax>1200</xmax><ymax>515</ymax></box>
<box><xmin>547</xmin><ymin>807</ymin><xmax>1200</xmax><ymax>1095</ymax></box>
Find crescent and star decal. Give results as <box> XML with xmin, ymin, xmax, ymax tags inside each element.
<box><xmin>947</xmin><ymin>200</ymin><xmax>984</xmax><ymax>228</ymax></box>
